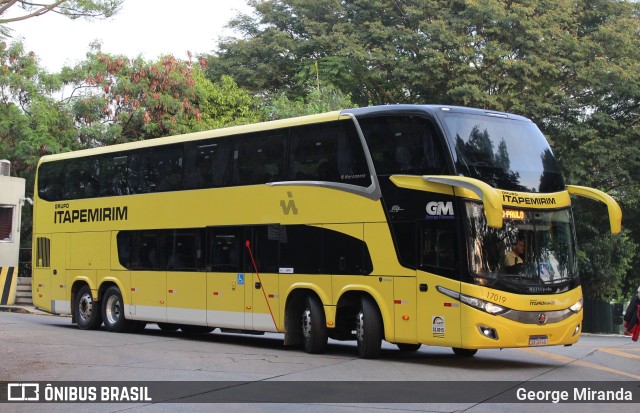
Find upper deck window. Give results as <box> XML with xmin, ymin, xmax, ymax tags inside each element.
<box><xmin>358</xmin><ymin>115</ymin><xmax>447</xmax><ymax>176</ymax></box>
<box><xmin>288</xmin><ymin>120</ymin><xmax>371</xmax><ymax>187</ymax></box>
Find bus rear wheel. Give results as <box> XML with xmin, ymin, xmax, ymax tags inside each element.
<box><xmin>452</xmin><ymin>347</ymin><xmax>478</xmax><ymax>357</ymax></box>
<box><xmin>301</xmin><ymin>295</ymin><xmax>328</xmax><ymax>354</ymax></box>
<box><xmin>74</xmin><ymin>285</ymin><xmax>102</xmax><ymax>330</ymax></box>
<box><xmin>356</xmin><ymin>296</ymin><xmax>383</xmax><ymax>359</ymax></box>
<box><xmin>102</xmin><ymin>286</ymin><xmax>133</xmax><ymax>333</ymax></box>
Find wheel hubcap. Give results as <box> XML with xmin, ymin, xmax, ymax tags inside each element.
<box><xmin>302</xmin><ymin>308</ymin><xmax>312</xmax><ymax>340</ymax></box>
<box><xmin>78</xmin><ymin>293</ymin><xmax>93</xmax><ymax>321</ymax></box>
<box><xmin>105</xmin><ymin>295</ymin><xmax>121</xmax><ymax>325</ymax></box>
<box><xmin>356</xmin><ymin>312</ymin><xmax>364</xmax><ymax>342</ymax></box>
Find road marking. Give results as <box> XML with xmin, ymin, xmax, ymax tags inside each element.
<box><xmin>517</xmin><ymin>348</ymin><xmax>640</xmax><ymax>380</ymax></box>
<box><xmin>598</xmin><ymin>347</ymin><xmax>640</xmax><ymax>361</ymax></box>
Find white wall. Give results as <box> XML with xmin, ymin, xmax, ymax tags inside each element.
<box><xmin>0</xmin><ymin>176</ymin><xmax>26</xmax><ymax>267</ymax></box>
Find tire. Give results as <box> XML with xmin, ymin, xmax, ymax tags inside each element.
<box><xmin>301</xmin><ymin>295</ymin><xmax>328</xmax><ymax>354</ymax></box>
<box><xmin>180</xmin><ymin>325</ymin><xmax>214</xmax><ymax>335</ymax></box>
<box><xmin>356</xmin><ymin>296</ymin><xmax>383</xmax><ymax>359</ymax></box>
<box><xmin>102</xmin><ymin>286</ymin><xmax>134</xmax><ymax>333</ymax></box>
<box><xmin>157</xmin><ymin>322</ymin><xmax>180</xmax><ymax>332</ymax></box>
<box><xmin>452</xmin><ymin>347</ymin><xmax>478</xmax><ymax>357</ymax></box>
<box><xmin>397</xmin><ymin>343</ymin><xmax>421</xmax><ymax>352</ymax></box>
<box><xmin>74</xmin><ymin>285</ymin><xmax>102</xmax><ymax>330</ymax></box>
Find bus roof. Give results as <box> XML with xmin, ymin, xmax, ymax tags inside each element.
<box><xmin>37</xmin><ymin>104</ymin><xmax>531</xmax><ymax>165</ymax></box>
<box><xmin>342</xmin><ymin>104</ymin><xmax>532</xmax><ymax>122</ymax></box>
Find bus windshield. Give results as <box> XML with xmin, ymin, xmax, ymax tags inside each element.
<box><xmin>465</xmin><ymin>203</ymin><xmax>578</xmax><ymax>291</ymax></box>
<box><xmin>440</xmin><ymin>112</ymin><xmax>565</xmax><ymax>193</ymax></box>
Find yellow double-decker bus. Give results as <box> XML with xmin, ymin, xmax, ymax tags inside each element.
<box><xmin>32</xmin><ymin>105</ymin><xmax>621</xmax><ymax>358</ymax></box>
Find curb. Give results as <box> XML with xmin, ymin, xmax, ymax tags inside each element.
<box><xmin>0</xmin><ymin>305</ymin><xmax>54</xmax><ymax>316</ymax></box>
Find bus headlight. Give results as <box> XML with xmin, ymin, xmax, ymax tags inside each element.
<box><xmin>437</xmin><ymin>286</ymin><xmax>509</xmax><ymax>315</ymax></box>
<box><xmin>569</xmin><ymin>297</ymin><xmax>583</xmax><ymax>313</ymax></box>
<box><xmin>460</xmin><ymin>295</ymin><xmax>508</xmax><ymax>315</ymax></box>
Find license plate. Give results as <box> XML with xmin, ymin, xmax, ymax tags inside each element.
<box><xmin>529</xmin><ymin>335</ymin><xmax>548</xmax><ymax>346</ymax></box>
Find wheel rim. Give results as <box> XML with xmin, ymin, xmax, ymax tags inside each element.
<box><xmin>105</xmin><ymin>294</ymin><xmax>121</xmax><ymax>325</ymax></box>
<box><xmin>356</xmin><ymin>311</ymin><xmax>364</xmax><ymax>343</ymax></box>
<box><xmin>301</xmin><ymin>308</ymin><xmax>312</xmax><ymax>340</ymax></box>
<box><xmin>78</xmin><ymin>293</ymin><xmax>94</xmax><ymax>321</ymax></box>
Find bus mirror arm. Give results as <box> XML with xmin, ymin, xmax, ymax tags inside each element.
<box><xmin>566</xmin><ymin>185</ymin><xmax>622</xmax><ymax>234</ymax></box>
<box><xmin>423</xmin><ymin>176</ymin><xmax>504</xmax><ymax>229</ymax></box>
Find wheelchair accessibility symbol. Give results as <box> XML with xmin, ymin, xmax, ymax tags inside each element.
<box><xmin>237</xmin><ymin>273</ymin><xmax>244</xmax><ymax>285</ymax></box>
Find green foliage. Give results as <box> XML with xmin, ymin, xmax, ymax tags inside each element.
<box><xmin>262</xmin><ymin>85</ymin><xmax>355</xmax><ymax>120</ymax></box>
<box><xmin>0</xmin><ymin>40</ymin><xmax>76</xmax><ymax>184</ymax></box>
<box><xmin>184</xmin><ymin>70</ymin><xmax>261</xmax><ymax>130</ymax></box>
<box><xmin>60</xmin><ymin>45</ymin><xmax>262</xmax><ymax>146</ymax></box>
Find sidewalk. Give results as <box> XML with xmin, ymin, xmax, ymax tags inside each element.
<box><xmin>0</xmin><ymin>304</ymin><xmax>56</xmax><ymax>316</ymax></box>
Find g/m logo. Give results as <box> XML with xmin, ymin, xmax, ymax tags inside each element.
<box><xmin>426</xmin><ymin>202</ymin><xmax>454</xmax><ymax>219</ymax></box>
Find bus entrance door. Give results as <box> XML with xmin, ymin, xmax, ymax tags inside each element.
<box><xmin>206</xmin><ymin>227</ymin><xmax>246</xmax><ymax>330</ymax></box>
<box><xmin>245</xmin><ymin>225</ymin><xmax>280</xmax><ymax>333</ymax></box>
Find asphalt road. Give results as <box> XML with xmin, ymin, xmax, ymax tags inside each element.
<box><xmin>1</xmin><ymin>310</ymin><xmax>638</xmax><ymax>412</ymax></box>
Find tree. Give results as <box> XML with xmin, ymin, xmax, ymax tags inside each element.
<box><xmin>58</xmin><ymin>44</ymin><xmax>262</xmax><ymax>146</ymax></box>
<box><xmin>206</xmin><ymin>0</ymin><xmax>640</xmax><ymax>300</ymax></box>
<box><xmin>0</xmin><ymin>0</ymin><xmax>122</xmax><ymax>37</ymax></box>
<box><xmin>262</xmin><ymin>84</ymin><xmax>355</xmax><ymax>120</ymax></box>
<box><xmin>0</xmin><ymin>40</ymin><xmax>76</xmax><ymax>183</ymax></box>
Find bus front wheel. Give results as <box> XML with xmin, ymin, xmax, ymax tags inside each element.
<box><xmin>102</xmin><ymin>286</ymin><xmax>133</xmax><ymax>333</ymax></box>
<box><xmin>74</xmin><ymin>285</ymin><xmax>102</xmax><ymax>330</ymax></box>
<box><xmin>356</xmin><ymin>296</ymin><xmax>383</xmax><ymax>359</ymax></box>
<box><xmin>301</xmin><ymin>295</ymin><xmax>328</xmax><ymax>354</ymax></box>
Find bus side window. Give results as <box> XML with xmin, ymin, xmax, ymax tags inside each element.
<box><xmin>288</xmin><ymin>121</ymin><xmax>371</xmax><ymax>187</ymax></box>
<box><xmin>279</xmin><ymin>225</ymin><xmax>323</xmax><ymax>274</ymax></box>
<box><xmin>130</xmin><ymin>231</ymin><xmax>160</xmax><ymax>270</ymax></box>
<box><xmin>207</xmin><ymin>227</ymin><xmax>244</xmax><ymax>272</ymax></box>
<box><xmin>116</xmin><ymin>231</ymin><xmax>132</xmax><ymax>268</ymax></box>
<box><xmin>359</xmin><ymin>115</ymin><xmax>447</xmax><ymax>176</ymax></box>
<box><xmin>251</xmin><ymin>225</ymin><xmax>281</xmax><ymax>274</ymax></box>
<box><xmin>64</xmin><ymin>158</ymin><xmax>100</xmax><ymax>200</ymax></box>
<box><xmin>99</xmin><ymin>154</ymin><xmax>130</xmax><ymax>196</ymax></box>
<box><xmin>419</xmin><ymin>221</ymin><xmax>457</xmax><ymax>273</ymax></box>
<box><xmin>140</xmin><ymin>146</ymin><xmax>183</xmax><ymax>193</ymax></box>
<box><xmin>184</xmin><ymin>138</ymin><xmax>232</xmax><ymax>189</ymax></box>
<box><xmin>165</xmin><ymin>229</ymin><xmax>204</xmax><ymax>270</ymax></box>
<box><xmin>37</xmin><ymin>161</ymin><xmax>65</xmax><ymax>201</ymax></box>
<box><xmin>323</xmin><ymin>227</ymin><xmax>373</xmax><ymax>275</ymax></box>
<box><xmin>289</xmin><ymin>125</ymin><xmax>340</xmax><ymax>182</ymax></box>
<box><xmin>232</xmin><ymin>132</ymin><xmax>286</xmax><ymax>186</ymax></box>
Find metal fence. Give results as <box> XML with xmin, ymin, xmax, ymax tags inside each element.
<box><xmin>582</xmin><ymin>298</ymin><xmax>624</xmax><ymax>334</ymax></box>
